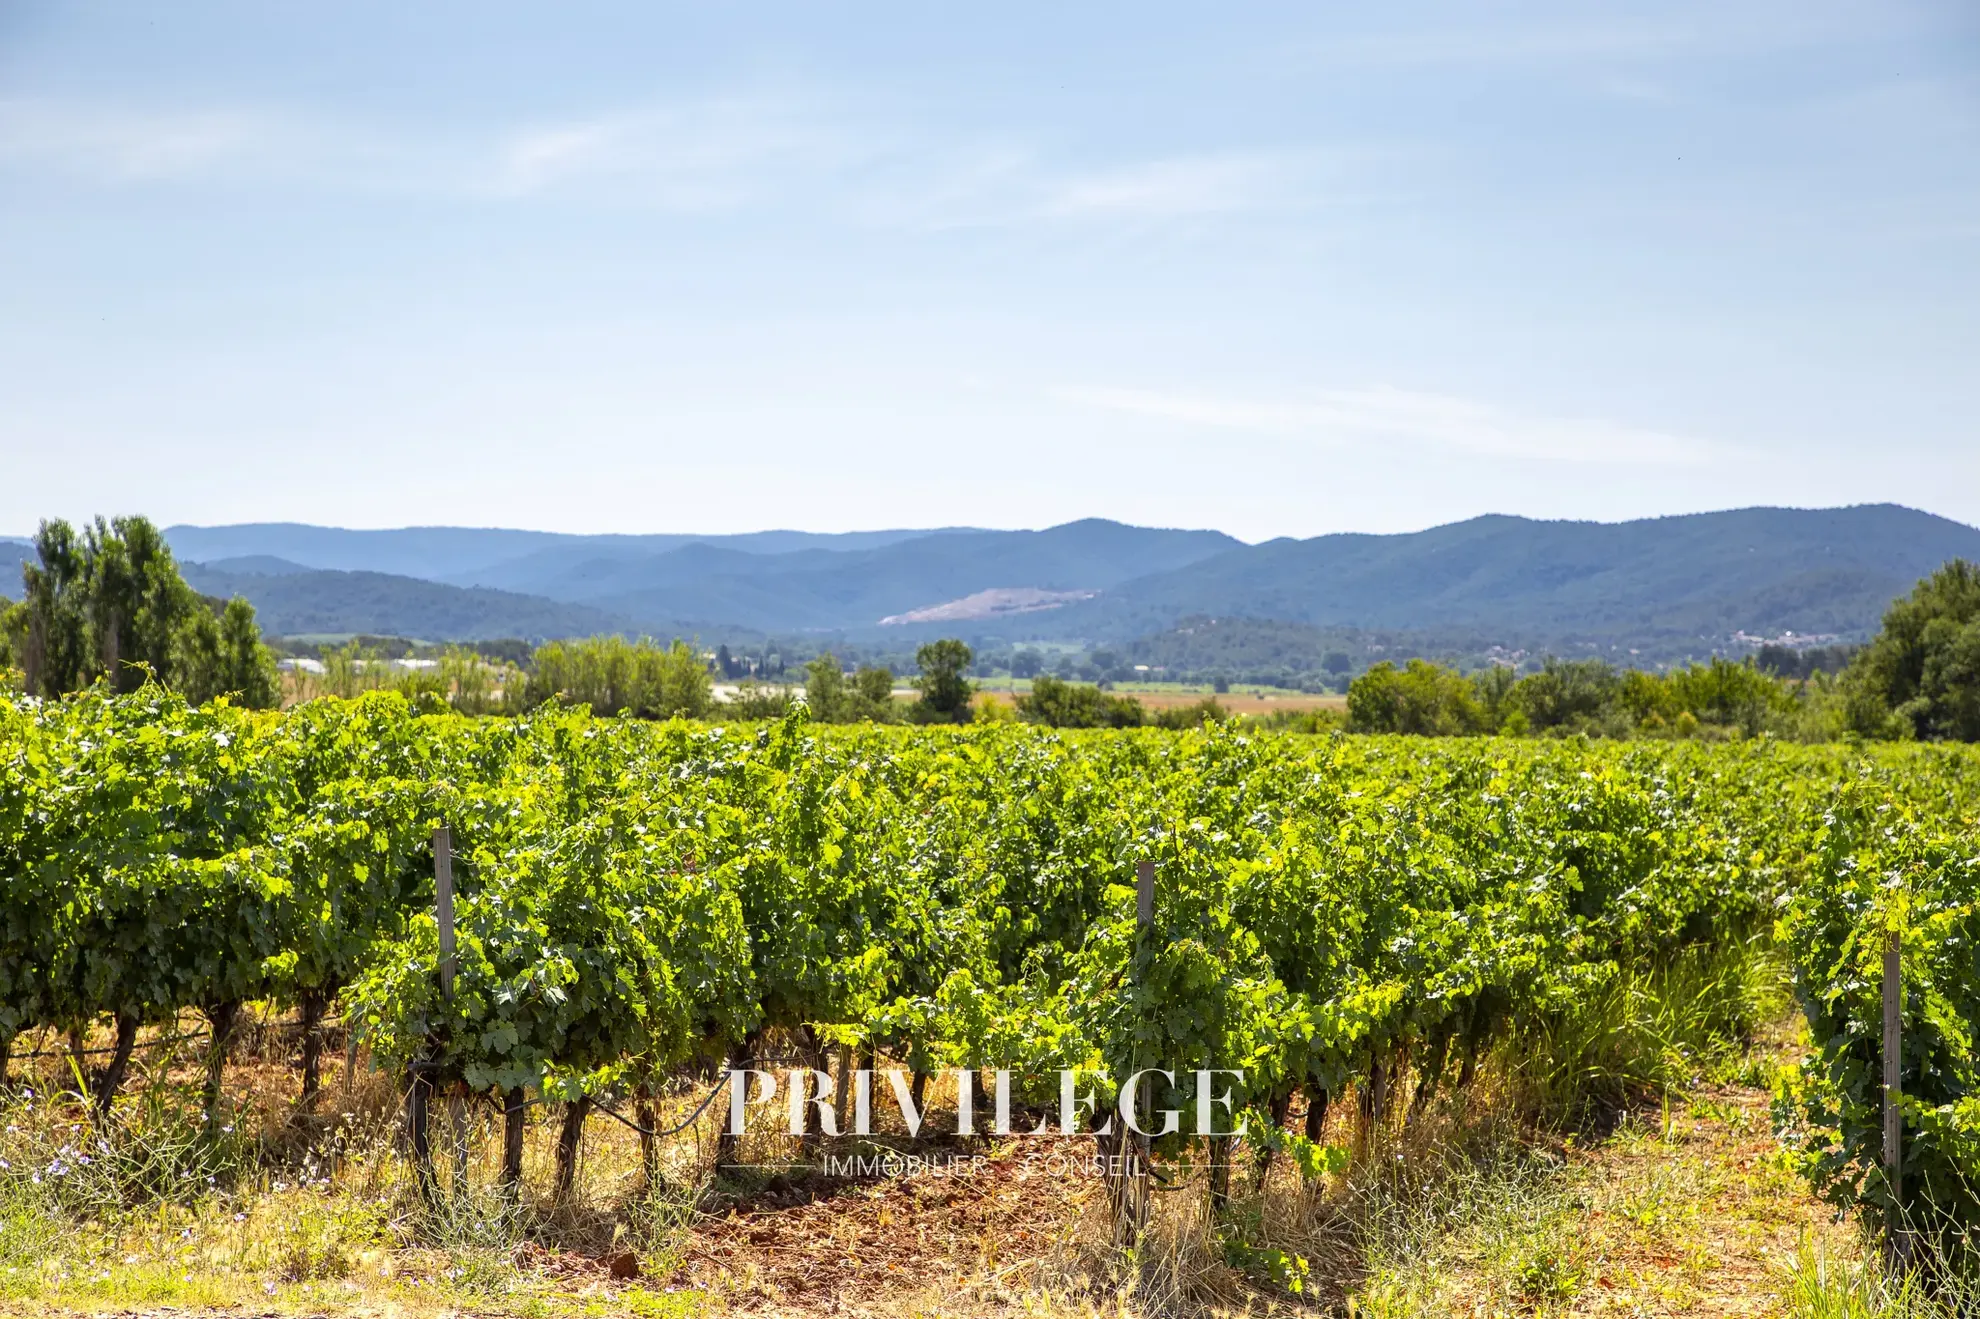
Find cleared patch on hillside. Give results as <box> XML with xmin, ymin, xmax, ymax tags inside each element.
<box><xmin>879</xmin><ymin>588</ymin><xmax>1099</xmax><ymax>626</ymax></box>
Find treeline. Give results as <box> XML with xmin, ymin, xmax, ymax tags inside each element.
<box><xmin>527</xmin><ymin>636</ymin><xmax>711</xmax><ymax>718</ymax></box>
<box><xmin>299</xmin><ymin>640</ymin><xmax>522</xmax><ymax>715</ymax></box>
<box><xmin>1347</xmin><ymin>654</ymin><xmax>1808</xmax><ymax>739</ymax></box>
<box><xmin>997</xmin><ymin>639</ymin><xmax>1345</xmax><ymax>694</ymax></box>
<box><xmin>1346</xmin><ymin>559</ymin><xmax>1980</xmax><ymax>743</ymax></box>
<box><xmin>0</xmin><ymin>517</ymin><xmax>279</xmax><ymax>707</ymax></box>
<box><xmin>302</xmin><ymin>635</ymin><xmax>716</xmax><ymax>720</ymax></box>
<box><xmin>1011</xmin><ymin>674</ymin><xmax>1231</xmax><ymax>729</ymax></box>
<box><xmin>353</xmin><ymin>636</ymin><xmax>982</xmax><ymax>726</ymax></box>
<box><xmin>786</xmin><ymin>638</ymin><xmax>976</xmax><ymax>725</ymax></box>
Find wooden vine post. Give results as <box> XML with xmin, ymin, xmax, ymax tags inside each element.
<box><xmin>408</xmin><ymin>824</ymin><xmax>454</xmax><ymax>1206</ymax></box>
<box><xmin>440</xmin><ymin>824</ymin><xmax>472</xmax><ymax>1197</ymax></box>
<box><xmin>1883</xmin><ymin>929</ymin><xmax>1909</xmax><ymax>1269</ymax></box>
<box><xmin>501</xmin><ymin>1086</ymin><xmax>527</xmax><ymax>1195</ymax></box>
<box><xmin>1107</xmin><ymin>859</ymin><xmax>1157</xmax><ymax>1251</ymax></box>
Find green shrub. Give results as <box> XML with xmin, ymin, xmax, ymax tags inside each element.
<box><xmin>1347</xmin><ymin>660</ymin><xmax>1486</xmax><ymax>735</ymax></box>
<box><xmin>1015</xmin><ymin>674</ymin><xmax>1145</xmax><ymax>728</ymax></box>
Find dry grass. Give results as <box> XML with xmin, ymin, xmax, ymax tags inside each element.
<box><xmin>1331</xmin><ymin>1025</ymin><xmax>1867</xmax><ymax>1318</ymax></box>
<box><xmin>0</xmin><ymin>1016</ymin><xmax>1911</xmax><ymax>1319</ymax></box>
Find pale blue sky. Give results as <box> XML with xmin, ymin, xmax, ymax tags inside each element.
<box><xmin>2</xmin><ymin>1</ymin><xmax>1976</xmax><ymax>541</ymax></box>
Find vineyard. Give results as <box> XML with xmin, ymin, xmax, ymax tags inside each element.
<box><xmin>3</xmin><ymin>686</ymin><xmax>1979</xmax><ymax>1309</ymax></box>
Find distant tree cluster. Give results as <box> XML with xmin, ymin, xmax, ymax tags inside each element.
<box><xmin>802</xmin><ymin>652</ymin><xmax>898</xmax><ymax>723</ymax></box>
<box><xmin>523</xmin><ymin>635</ymin><xmax>712</xmax><ymax>719</ymax></box>
<box><xmin>715</xmin><ymin>642</ymin><xmax>795</xmax><ymax>680</ymax></box>
<box><xmin>1349</xmin><ymin>654</ymin><xmax>1805</xmax><ymax>740</ymax></box>
<box><xmin>301</xmin><ymin>640</ymin><xmax>525</xmax><ymax>716</ymax></box>
<box><xmin>1012</xmin><ymin>675</ymin><xmax>1229</xmax><ymax>730</ymax></box>
<box><xmin>781</xmin><ymin>638</ymin><xmax>982</xmax><ymax>724</ymax></box>
<box><xmin>0</xmin><ymin>516</ymin><xmax>279</xmax><ymax>707</ymax></box>
<box><xmin>1343</xmin><ymin>559</ymin><xmax>1980</xmax><ymax>746</ymax></box>
<box><xmin>1015</xmin><ymin>674</ymin><xmax>1146</xmax><ymax>728</ymax></box>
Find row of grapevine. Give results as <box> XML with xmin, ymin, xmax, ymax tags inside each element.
<box><xmin>1784</xmin><ymin>759</ymin><xmax>1980</xmax><ymax>1259</ymax></box>
<box><xmin>2</xmin><ymin>684</ymin><xmax>1977</xmax><ymax>1251</ymax></box>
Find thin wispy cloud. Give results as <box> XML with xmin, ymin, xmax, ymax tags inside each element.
<box><xmin>1041</xmin><ymin>153</ymin><xmax>1298</xmax><ymax>218</ymax></box>
<box><xmin>1058</xmin><ymin>384</ymin><xmax>1724</xmax><ymax>466</ymax></box>
<box><xmin>0</xmin><ymin>96</ymin><xmax>440</xmax><ymax>192</ymax></box>
<box><xmin>492</xmin><ymin>98</ymin><xmax>881</xmax><ymax>207</ymax></box>
<box><xmin>0</xmin><ymin>91</ymin><xmax>1329</xmax><ymax>231</ymax></box>
<box><xmin>492</xmin><ymin>109</ymin><xmax>1321</xmax><ymax>226</ymax></box>
<box><xmin>856</xmin><ymin>146</ymin><xmax>1337</xmax><ymax>232</ymax></box>
<box><xmin>0</xmin><ymin>92</ymin><xmax>875</xmax><ymax>207</ymax></box>
<box><xmin>0</xmin><ymin>98</ymin><xmax>265</xmax><ymax>180</ymax></box>
<box><xmin>503</xmin><ymin>123</ymin><xmax>618</xmax><ymax>190</ymax></box>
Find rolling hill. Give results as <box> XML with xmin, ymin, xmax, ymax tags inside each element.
<box><xmin>563</xmin><ymin>521</ymin><xmax>1244</xmax><ymax>631</ymax></box>
<box><xmin>161</xmin><ymin>523</ymin><xmax>984</xmax><ymax>584</ymax></box>
<box><xmin>177</xmin><ymin>562</ymin><xmax>633</xmax><ymax>642</ymax></box>
<box><xmin>15</xmin><ymin>505</ymin><xmax>1974</xmax><ymax>662</ymax></box>
<box><xmin>1043</xmin><ymin>505</ymin><xmax>1980</xmax><ymax>652</ymax></box>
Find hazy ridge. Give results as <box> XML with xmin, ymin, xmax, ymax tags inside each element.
<box><xmin>12</xmin><ymin>507</ymin><xmax>1977</xmax><ymax>660</ymax></box>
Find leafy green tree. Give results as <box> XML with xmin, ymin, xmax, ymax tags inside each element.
<box><xmin>848</xmin><ymin>664</ymin><xmax>897</xmax><ymax>722</ymax></box>
<box><xmin>1615</xmin><ymin>669</ymin><xmax>1680</xmax><ymax>726</ymax></box>
<box><xmin>1346</xmin><ymin>659</ymin><xmax>1486</xmax><ymax>735</ymax></box>
<box><xmin>1016</xmin><ymin>675</ymin><xmax>1145</xmax><ymax>728</ymax></box>
<box><xmin>1844</xmin><ymin>559</ymin><xmax>1980</xmax><ymax>741</ymax></box>
<box><xmin>8</xmin><ymin>520</ymin><xmax>92</xmax><ymax>696</ymax></box>
<box><xmin>1754</xmin><ymin>643</ymin><xmax>1802</xmax><ymax>679</ymax></box>
<box><xmin>178</xmin><ymin>596</ymin><xmax>282</xmax><ymax>707</ymax></box>
<box><xmin>1666</xmin><ymin>656</ymin><xmax>1792</xmax><ymax>736</ymax></box>
<box><xmin>804</xmin><ymin>652</ymin><xmax>847</xmax><ymax>721</ymax></box>
<box><xmin>1468</xmin><ymin>664</ymin><xmax>1519</xmax><ymax>729</ymax></box>
<box><xmin>649</xmin><ymin>640</ymin><xmax>714</xmax><ymax>717</ymax></box>
<box><xmin>4</xmin><ymin>516</ymin><xmax>279</xmax><ymax>707</ymax></box>
<box><xmin>81</xmin><ymin>517</ymin><xmax>193</xmax><ymax>692</ymax></box>
<box><xmin>1510</xmin><ymin>658</ymin><xmax>1619</xmax><ymax>731</ymax></box>
<box><xmin>725</xmin><ymin>680</ymin><xmax>794</xmax><ymax>719</ymax></box>
<box><xmin>1010</xmin><ymin>649</ymin><xmax>1044</xmax><ymax>679</ymax></box>
<box><xmin>912</xmin><ymin>638</ymin><xmax>975</xmax><ymax>724</ymax></box>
